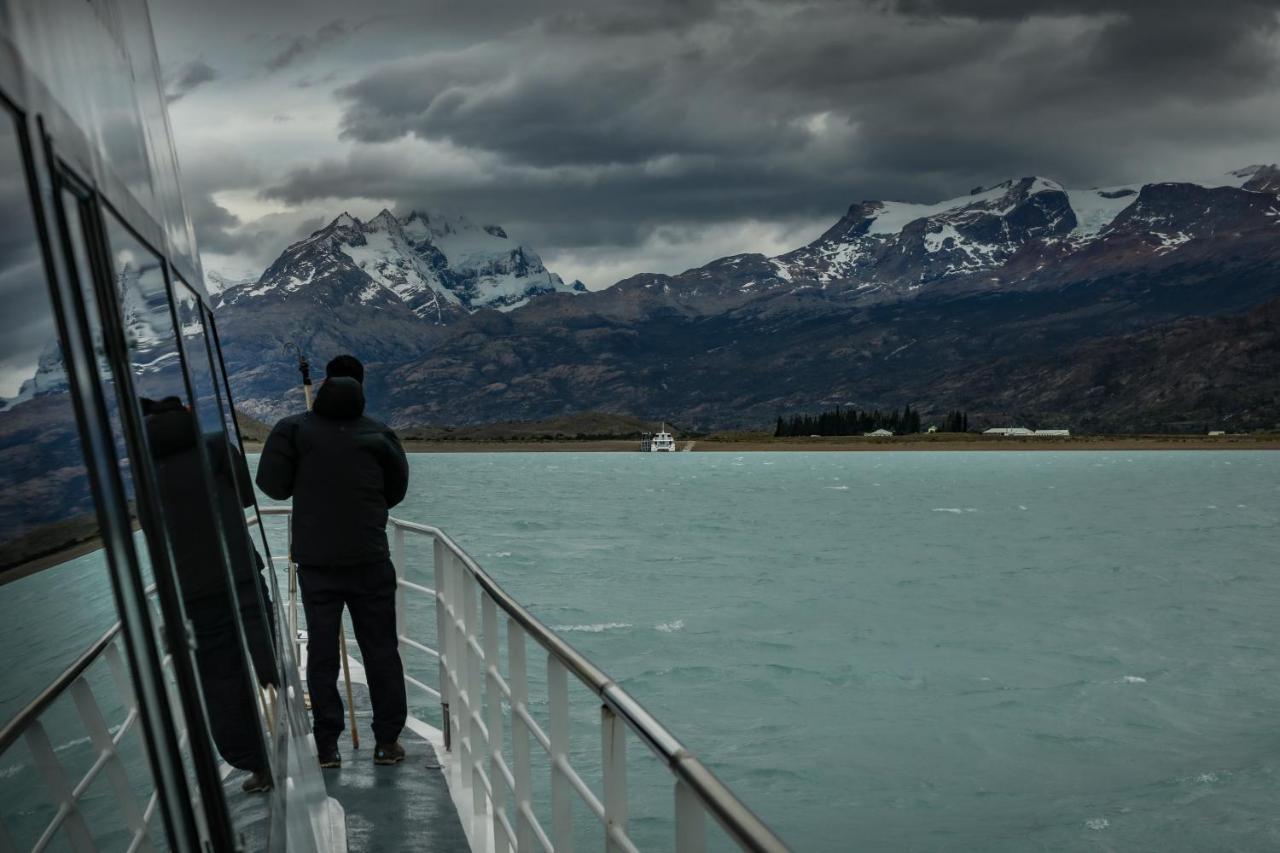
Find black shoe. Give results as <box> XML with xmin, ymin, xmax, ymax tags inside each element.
<box><xmin>241</xmin><ymin>770</ymin><xmax>272</xmax><ymax>793</ymax></box>
<box><xmin>373</xmin><ymin>740</ymin><xmax>405</xmax><ymax>765</ymax></box>
<box><xmin>318</xmin><ymin>743</ymin><xmax>341</xmax><ymax>769</ymax></box>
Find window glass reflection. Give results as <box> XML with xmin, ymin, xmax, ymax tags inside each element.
<box><xmin>99</xmin><ymin>229</ymin><xmax>276</xmax><ymax>791</ymax></box>
<box><xmin>170</xmin><ymin>281</ymin><xmax>279</xmax><ymax>687</ymax></box>
<box><xmin>61</xmin><ymin>193</ymin><xmax>218</xmax><ymax>824</ymax></box>
<box><xmin>0</xmin><ymin>110</ymin><xmax>111</xmax><ymax>724</ymax></box>
<box><xmin>0</xmin><ymin>126</ymin><xmax>97</xmax><ymax>577</ymax></box>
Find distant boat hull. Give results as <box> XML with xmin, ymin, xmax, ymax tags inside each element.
<box><xmin>640</xmin><ymin>428</ymin><xmax>677</xmax><ymax>452</ymax></box>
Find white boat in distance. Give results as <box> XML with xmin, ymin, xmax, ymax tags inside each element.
<box><xmin>641</xmin><ymin>424</ymin><xmax>678</xmax><ymax>452</ymax></box>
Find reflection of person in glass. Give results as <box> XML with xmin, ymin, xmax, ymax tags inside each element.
<box><xmin>141</xmin><ymin>396</ymin><xmax>277</xmax><ymax>794</ymax></box>
<box><xmin>255</xmin><ymin>355</ymin><xmax>409</xmax><ymax>769</ymax></box>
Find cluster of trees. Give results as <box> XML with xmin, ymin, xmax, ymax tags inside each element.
<box><xmin>774</xmin><ymin>405</ymin><xmax>970</xmax><ymax>437</ymax></box>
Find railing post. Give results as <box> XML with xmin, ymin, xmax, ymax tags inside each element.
<box><xmin>508</xmin><ymin>623</ymin><xmax>535</xmax><ymax>853</ymax></box>
<box><xmin>483</xmin><ymin>594</ymin><xmax>508</xmax><ymax>853</ymax></box>
<box><xmin>393</xmin><ymin>524</ymin><xmax>406</xmax><ymax>652</ymax></box>
<box><xmin>547</xmin><ymin>656</ymin><xmax>573</xmax><ymax>853</ymax></box>
<box><xmin>601</xmin><ymin>704</ymin><xmax>628</xmax><ymax>852</ymax></box>
<box><xmin>25</xmin><ymin>721</ymin><xmax>95</xmax><ymax>853</ymax></box>
<box><xmin>452</xmin><ymin>552</ymin><xmax>474</xmax><ymax>793</ymax></box>
<box><xmin>463</xmin><ymin>564</ymin><xmax>486</xmax><ymax>825</ymax></box>
<box><xmin>433</xmin><ymin>537</ymin><xmax>451</xmax><ymax>749</ymax></box>
<box><xmin>674</xmin><ymin>778</ymin><xmax>706</xmax><ymax>853</ymax></box>
<box><xmin>70</xmin><ymin>676</ymin><xmax>151</xmax><ymax>851</ymax></box>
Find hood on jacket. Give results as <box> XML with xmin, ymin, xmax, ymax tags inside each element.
<box><xmin>313</xmin><ymin>377</ymin><xmax>365</xmax><ymax>420</ymax></box>
<box><xmin>142</xmin><ymin>397</ymin><xmax>198</xmax><ymax>458</ymax></box>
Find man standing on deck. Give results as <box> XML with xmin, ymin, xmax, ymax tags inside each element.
<box><xmin>256</xmin><ymin>354</ymin><xmax>410</xmax><ymax>768</ymax></box>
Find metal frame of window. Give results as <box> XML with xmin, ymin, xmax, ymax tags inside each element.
<box><xmin>72</xmin><ymin>184</ymin><xmax>244</xmax><ymax>852</ymax></box>
<box><xmin>0</xmin><ymin>29</ymin><xmax>254</xmax><ymax>853</ymax></box>
<box><xmin>163</xmin><ymin>273</ymin><xmax>280</xmax><ymax>776</ymax></box>
<box><xmin>205</xmin><ymin>311</ymin><xmax>303</xmax><ymax>789</ymax></box>
<box><xmin>0</xmin><ymin>90</ymin><xmax>201</xmax><ymax>851</ymax></box>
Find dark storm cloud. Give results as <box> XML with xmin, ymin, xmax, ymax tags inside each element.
<box><xmin>165</xmin><ymin>59</ymin><xmax>218</xmax><ymax>103</ymax></box>
<box><xmin>265</xmin><ymin>19</ymin><xmax>358</xmax><ymax>72</ymax></box>
<box><xmin>330</xmin><ymin>0</ymin><xmax>1280</xmax><ymax>172</ymax></box>
<box><xmin>255</xmin><ymin>0</ymin><xmax>1279</xmax><ymax>268</ymax></box>
<box><xmin>293</xmin><ymin>216</ymin><xmax>326</xmax><ymax>239</ymax></box>
<box><xmin>151</xmin><ymin>0</ymin><xmax>1280</xmax><ymax>283</ymax></box>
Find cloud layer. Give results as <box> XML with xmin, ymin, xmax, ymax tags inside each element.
<box><xmin>153</xmin><ymin>0</ymin><xmax>1280</xmax><ymax>288</ymax></box>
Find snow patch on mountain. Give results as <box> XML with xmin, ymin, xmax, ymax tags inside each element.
<box><xmin>0</xmin><ymin>340</ymin><xmax>68</xmax><ymax>411</ymax></box>
<box><xmin>219</xmin><ymin>209</ymin><xmax>580</xmax><ymax>321</ymax></box>
<box><xmin>204</xmin><ymin>270</ymin><xmax>256</xmax><ymax>295</ymax></box>
<box><xmin>765</xmin><ymin>167</ymin><xmax>1280</xmax><ymax>292</ymax></box>
<box><xmin>1064</xmin><ymin>187</ymin><xmax>1140</xmax><ymax>238</ymax></box>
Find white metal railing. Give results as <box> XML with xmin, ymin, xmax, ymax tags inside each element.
<box><xmin>0</xmin><ymin>625</ymin><xmax>160</xmax><ymax>853</ymax></box>
<box><xmin>262</xmin><ymin>507</ymin><xmax>789</xmax><ymax>853</ymax></box>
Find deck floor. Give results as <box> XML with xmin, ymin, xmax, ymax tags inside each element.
<box><xmin>226</xmin><ymin>678</ymin><xmax>470</xmax><ymax>852</ymax></box>
<box><xmin>319</xmin><ymin>679</ymin><xmax>471</xmax><ymax>853</ymax></box>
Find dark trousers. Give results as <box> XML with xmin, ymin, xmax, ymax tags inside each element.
<box><xmin>298</xmin><ymin>559</ymin><xmax>406</xmax><ymax>748</ymax></box>
<box><xmin>187</xmin><ymin>574</ymin><xmax>276</xmax><ymax>772</ymax></box>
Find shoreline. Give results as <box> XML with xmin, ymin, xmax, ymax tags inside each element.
<box><xmin>242</xmin><ymin>435</ymin><xmax>1280</xmax><ymax>453</ymax></box>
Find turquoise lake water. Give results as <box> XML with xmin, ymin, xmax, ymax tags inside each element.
<box><xmin>4</xmin><ymin>451</ymin><xmax>1279</xmax><ymax>851</ymax></box>
<box><xmin>376</xmin><ymin>451</ymin><xmax>1280</xmax><ymax>852</ymax></box>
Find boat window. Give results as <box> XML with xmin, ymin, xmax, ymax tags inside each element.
<box><xmin>101</xmin><ymin>213</ymin><xmax>273</xmax><ymax>835</ymax></box>
<box><xmin>204</xmin><ymin>310</ymin><xmax>284</xmax><ymax>625</ymax></box>
<box><xmin>0</xmin><ymin>107</ymin><xmax>112</xmax><ymax>726</ymax></box>
<box><xmin>172</xmin><ymin>279</ymin><xmax>281</xmax><ymax>687</ymax></box>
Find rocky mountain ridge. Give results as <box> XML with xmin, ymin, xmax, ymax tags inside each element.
<box><xmin>212</xmin><ymin>167</ymin><xmax>1280</xmax><ymax>429</ymax></box>
<box><xmin>218</xmin><ymin>208</ymin><xmax>583</xmax><ymax>318</ymax></box>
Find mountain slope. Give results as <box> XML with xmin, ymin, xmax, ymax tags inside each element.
<box><xmin>213</xmin><ymin>209</ymin><xmax>583</xmax><ymax>420</ymax></box>
<box><xmin>372</xmin><ymin>167</ymin><xmax>1280</xmax><ymax>429</ymax></box>
<box><xmin>213</xmin><ymin>167</ymin><xmax>1280</xmax><ymax>429</ymax></box>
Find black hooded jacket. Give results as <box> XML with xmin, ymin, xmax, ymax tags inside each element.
<box><xmin>145</xmin><ymin>403</ymin><xmax>263</xmax><ymax>602</ymax></box>
<box><xmin>255</xmin><ymin>377</ymin><xmax>409</xmax><ymax>567</ymax></box>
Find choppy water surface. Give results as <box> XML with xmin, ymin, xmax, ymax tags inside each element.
<box><xmin>4</xmin><ymin>451</ymin><xmax>1278</xmax><ymax>851</ymax></box>
<box><xmin>393</xmin><ymin>451</ymin><xmax>1280</xmax><ymax>851</ymax></box>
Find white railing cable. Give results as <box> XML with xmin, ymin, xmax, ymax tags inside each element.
<box><xmin>258</xmin><ymin>507</ymin><xmax>790</xmax><ymax>852</ymax></box>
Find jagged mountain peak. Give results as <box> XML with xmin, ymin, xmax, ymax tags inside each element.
<box><xmin>1235</xmin><ymin>163</ymin><xmax>1280</xmax><ymax>193</ymax></box>
<box><xmin>595</xmin><ymin>166</ymin><xmax>1280</xmax><ymax>311</ymax></box>
<box><xmin>218</xmin><ymin>206</ymin><xmax>581</xmax><ymax>321</ymax></box>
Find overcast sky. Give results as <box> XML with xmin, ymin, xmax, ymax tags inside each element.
<box><xmin>151</xmin><ymin>0</ymin><xmax>1280</xmax><ymax>289</ymax></box>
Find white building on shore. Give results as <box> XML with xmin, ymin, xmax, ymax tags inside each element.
<box><xmin>983</xmin><ymin>427</ymin><xmax>1071</xmax><ymax>437</ymax></box>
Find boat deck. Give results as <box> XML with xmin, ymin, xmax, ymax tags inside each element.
<box><xmin>227</xmin><ymin>672</ymin><xmax>470</xmax><ymax>851</ymax></box>
<box><xmin>315</xmin><ymin>670</ymin><xmax>471</xmax><ymax>852</ymax></box>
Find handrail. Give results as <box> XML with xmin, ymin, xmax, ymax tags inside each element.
<box><xmin>258</xmin><ymin>505</ymin><xmax>789</xmax><ymax>851</ymax></box>
<box><xmin>389</xmin><ymin>518</ymin><xmax>787</xmax><ymax>850</ymax></box>
<box><xmin>0</xmin><ymin>619</ymin><xmax>158</xmax><ymax>853</ymax></box>
<box><xmin>0</xmin><ymin>622</ymin><xmax>122</xmax><ymax>755</ymax></box>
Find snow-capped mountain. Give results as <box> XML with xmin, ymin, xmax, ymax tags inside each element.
<box><xmin>786</xmin><ymin>165</ymin><xmax>1280</xmax><ymax>289</ymax></box>
<box><xmin>204</xmin><ymin>270</ymin><xmax>256</xmax><ymax>295</ymax></box>
<box><xmin>214</xmin><ymin>166</ymin><xmax>1280</xmax><ymax>429</ymax></box>
<box><xmin>212</xmin><ymin>208</ymin><xmax>585</xmax><ymax>422</ymax></box>
<box><xmin>218</xmin><ymin>209</ymin><xmax>583</xmax><ymax>320</ymax></box>
<box><xmin>615</xmin><ymin>165</ymin><xmax>1280</xmax><ymax>304</ymax></box>
<box><xmin>0</xmin><ymin>340</ymin><xmax>68</xmax><ymax>412</ymax></box>
<box><xmin>368</xmin><ymin>165</ymin><xmax>1280</xmax><ymax>429</ymax></box>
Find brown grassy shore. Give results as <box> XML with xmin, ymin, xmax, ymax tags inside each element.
<box><xmin>243</xmin><ymin>433</ymin><xmax>1280</xmax><ymax>453</ymax></box>
<box><xmin>693</xmin><ymin>432</ymin><xmax>1280</xmax><ymax>451</ymax></box>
